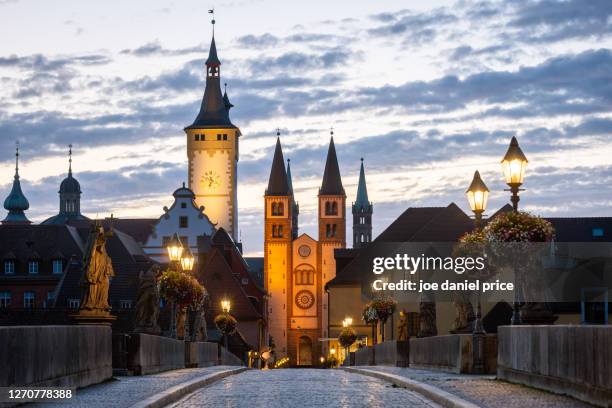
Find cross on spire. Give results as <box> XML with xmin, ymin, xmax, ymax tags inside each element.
<box><xmin>68</xmin><ymin>144</ymin><xmax>73</xmax><ymax>175</ymax></box>
<box><xmin>209</xmin><ymin>8</ymin><xmax>215</xmax><ymax>35</ymax></box>
<box><xmin>277</xmin><ymin>128</ymin><xmax>281</xmax><ymax>137</ymax></box>
<box><xmin>330</xmin><ymin>126</ymin><xmax>334</xmax><ymax>136</ymax></box>
<box><xmin>14</xmin><ymin>141</ymin><xmax>19</xmax><ymax>177</ymax></box>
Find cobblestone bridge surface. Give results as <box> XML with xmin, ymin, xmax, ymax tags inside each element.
<box><xmin>168</xmin><ymin>369</ymin><xmax>442</xmax><ymax>408</ymax></box>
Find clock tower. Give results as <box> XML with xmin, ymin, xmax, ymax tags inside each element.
<box><xmin>185</xmin><ymin>26</ymin><xmax>240</xmax><ymax>240</ymax></box>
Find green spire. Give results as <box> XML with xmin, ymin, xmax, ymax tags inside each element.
<box><xmin>2</xmin><ymin>142</ymin><xmax>31</xmax><ymax>224</ymax></box>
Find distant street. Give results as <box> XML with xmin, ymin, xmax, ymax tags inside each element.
<box><xmin>168</xmin><ymin>369</ymin><xmax>442</xmax><ymax>408</ymax></box>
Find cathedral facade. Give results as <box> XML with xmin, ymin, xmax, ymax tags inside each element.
<box><xmin>185</xmin><ymin>34</ymin><xmax>240</xmax><ymax>240</ymax></box>
<box><xmin>264</xmin><ymin>134</ymin><xmax>348</xmax><ymax>366</ymax></box>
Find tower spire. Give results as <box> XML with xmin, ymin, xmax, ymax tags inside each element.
<box><xmin>2</xmin><ymin>141</ymin><xmax>31</xmax><ymax>224</ymax></box>
<box><xmin>354</xmin><ymin>157</ymin><xmax>370</xmax><ymax>209</ymax></box>
<box><xmin>352</xmin><ymin>157</ymin><xmax>372</xmax><ymax>248</ymax></box>
<box><xmin>320</xmin><ymin>132</ymin><xmax>345</xmax><ymax>195</ymax></box>
<box><xmin>266</xmin><ymin>132</ymin><xmax>290</xmax><ymax>196</ymax></box>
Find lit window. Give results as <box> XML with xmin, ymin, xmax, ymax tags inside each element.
<box><xmin>179</xmin><ymin>216</ymin><xmax>188</xmax><ymax>228</ymax></box>
<box><xmin>28</xmin><ymin>261</ymin><xmax>39</xmax><ymax>274</ymax></box>
<box><xmin>4</xmin><ymin>261</ymin><xmax>14</xmax><ymax>274</ymax></box>
<box><xmin>23</xmin><ymin>292</ymin><xmax>35</xmax><ymax>309</ymax></box>
<box><xmin>52</xmin><ymin>260</ymin><xmax>63</xmax><ymax>274</ymax></box>
<box><xmin>0</xmin><ymin>291</ymin><xmax>11</xmax><ymax>308</ymax></box>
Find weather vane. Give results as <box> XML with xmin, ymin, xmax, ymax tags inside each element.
<box><xmin>68</xmin><ymin>144</ymin><xmax>73</xmax><ymax>173</ymax></box>
<box><xmin>208</xmin><ymin>8</ymin><xmax>215</xmax><ymax>34</ymax></box>
<box><xmin>276</xmin><ymin>128</ymin><xmax>280</xmax><ymax>136</ymax></box>
<box><xmin>330</xmin><ymin>126</ymin><xmax>334</xmax><ymax>136</ymax></box>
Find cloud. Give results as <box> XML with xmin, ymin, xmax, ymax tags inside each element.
<box><xmin>508</xmin><ymin>0</ymin><xmax>612</xmax><ymax>43</ymax></box>
<box><xmin>368</xmin><ymin>8</ymin><xmax>458</xmax><ymax>45</ymax></box>
<box><xmin>120</xmin><ymin>41</ymin><xmax>205</xmax><ymax>57</ymax></box>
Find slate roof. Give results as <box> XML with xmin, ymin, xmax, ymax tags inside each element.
<box><xmin>186</xmin><ymin>36</ymin><xmax>236</xmax><ymax>129</ymax></box>
<box><xmin>354</xmin><ymin>159</ymin><xmax>371</xmax><ymax>211</ymax></box>
<box><xmin>320</xmin><ymin>136</ymin><xmax>345</xmax><ymax>196</ymax></box>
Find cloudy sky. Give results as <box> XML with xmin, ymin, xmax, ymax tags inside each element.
<box><xmin>1</xmin><ymin>0</ymin><xmax>611</xmax><ymax>255</ymax></box>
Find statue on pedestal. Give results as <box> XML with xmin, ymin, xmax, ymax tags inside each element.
<box><xmin>75</xmin><ymin>222</ymin><xmax>116</xmax><ymax>324</ymax></box>
<box><xmin>397</xmin><ymin>309</ymin><xmax>409</xmax><ymax>341</ymax></box>
<box><xmin>134</xmin><ymin>265</ymin><xmax>161</xmax><ymax>334</ymax></box>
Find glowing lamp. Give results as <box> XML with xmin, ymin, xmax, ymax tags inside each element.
<box><xmin>466</xmin><ymin>171</ymin><xmax>489</xmax><ymax>214</ymax></box>
<box><xmin>501</xmin><ymin>136</ymin><xmax>528</xmax><ymax>186</ymax></box>
<box><xmin>221</xmin><ymin>299</ymin><xmax>231</xmax><ymax>314</ymax></box>
<box><xmin>180</xmin><ymin>246</ymin><xmax>196</xmax><ymax>272</ymax></box>
<box><xmin>166</xmin><ymin>233</ymin><xmax>184</xmax><ymax>262</ymax></box>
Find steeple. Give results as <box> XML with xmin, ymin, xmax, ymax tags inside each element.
<box><xmin>266</xmin><ymin>132</ymin><xmax>290</xmax><ymax>196</ymax></box>
<box><xmin>2</xmin><ymin>142</ymin><xmax>31</xmax><ymax>225</ymax></box>
<box><xmin>352</xmin><ymin>158</ymin><xmax>373</xmax><ymax>249</ymax></box>
<box><xmin>354</xmin><ymin>158</ymin><xmax>370</xmax><ymax>211</ymax></box>
<box><xmin>286</xmin><ymin>158</ymin><xmax>294</xmax><ymax>195</ymax></box>
<box><xmin>320</xmin><ymin>130</ymin><xmax>345</xmax><ymax>196</ymax></box>
<box><xmin>186</xmin><ymin>19</ymin><xmax>235</xmax><ymax>129</ymax></box>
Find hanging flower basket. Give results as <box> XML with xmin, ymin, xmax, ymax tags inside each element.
<box><xmin>158</xmin><ymin>270</ymin><xmax>207</xmax><ymax>310</ymax></box>
<box><xmin>214</xmin><ymin>313</ymin><xmax>237</xmax><ymax>335</ymax></box>
<box><xmin>338</xmin><ymin>327</ymin><xmax>357</xmax><ymax>349</ymax></box>
<box><xmin>371</xmin><ymin>296</ymin><xmax>397</xmax><ymax>323</ymax></box>
<box><xmin>362</xmin><ymin>304</ymin><xmax>379</xmax><ymax>325</ymax></box>
<box><xmin>484</xmin><ymin>211</ymin><xmax>554</xmax><ymax>243</ymax></box>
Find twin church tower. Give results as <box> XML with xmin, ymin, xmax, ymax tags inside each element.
<box><xmin>187</xmin><ymin>28</ymin><xmax>373</xmax><ymax>364</ymax></box>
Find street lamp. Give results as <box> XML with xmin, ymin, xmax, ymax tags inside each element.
<box><xmin>180</xmin><ymin>246</ymin><xmax>196</xmax><ymax>272</ymax></box>
<box><xmin>466</xmin><ymin>171</ymin><xmax>489</xmax><ymax>231</ymax></box>
<box><xmin>501</xmin><ymin>136</ymin><xmax>528</xmax><ymax>212</ymax></box>
<box><xmin>166</xmin><ymin>233</ymin><xmax>184</xmax><ymax>262</ymax></box>
<box><xmin>221</xmin><ymin>299</ymin><xmax>231</xmax><ymax>314</ymax></box>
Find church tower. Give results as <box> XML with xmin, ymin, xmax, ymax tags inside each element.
<box><xmin>185</xmin><ymin>23</ymin><xmax>240</xmax><ymax>240</ymax></box>
<box><xmin>264</xmin><ymin>134</ymin><xmax>294</xmax><ymax>357</ymax></box>
<box><xmin>352</xmin><ymin>158</ymin><xmax>373</xmax><ymax>248</ymax></box>
<box><xmin>318</xmin><ymin>133</ymin><xmax>346</xmax><ymax>353</ymax></box>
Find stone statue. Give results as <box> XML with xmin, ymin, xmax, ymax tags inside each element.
<box><xmin>134</xmin><ymin>265</ymin><xmax>161</xmax><ymax>334</ymax></box>
<box><xmin>78</xmin><ymin>223</ymin><xmax>115</xmax><ymax>316</ymax></box>
<box><xmin>191</xmin><ymin>309</ymin><xmax>208</xmax><ymax>342</ymax></box>
<box><xmin>451</xmin><ymin>292</ymin><xmax>475</xmax><ymax>333</ymax></box>
<box><xmin>397</xmin><ymin>309</ymin><xmax>409</xmax><ymax>341</ymax></box>
<box><xmin>418</xmin><ymin>301</ymin><xmax>437</xmax><ymax>337</ymax></box>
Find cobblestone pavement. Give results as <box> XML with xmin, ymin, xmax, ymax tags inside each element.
<box><xmin>35</xmin><ymin>366</ymin><xmax>234</xmax><ymax>408</ymax></box>
<box><xmin>360</xmin><ymin>366</ymin><xmax>595</xmax><ymax>408</ymax></box>
<box><xmin>168</xmin><ymin>369</ymin><xmax>443</xmax><ymax>408</ymax></box>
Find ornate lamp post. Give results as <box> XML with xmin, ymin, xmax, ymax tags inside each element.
<box><xmin>501</xmin><ymin>136</ymin><xmax>528</xmax><ymax>325</ymax></box>
<box><xmin>501</xmin><ymin>136</ymin><xmax>528</xmax><ymax>212</ymax></box>
<box><xmin>165</xmin><ymin>233</ymin><xmax>184</xmax><ymax>338</ymax></box>
<box><xmin>219</xmin><ymin>299</ymin><xmax>232</xmax><ymax>351</ymax></box>
<box><xmin>466</xmin><ymin>171</ymin><xmax>489</xmax><ymax>373</ymax></box>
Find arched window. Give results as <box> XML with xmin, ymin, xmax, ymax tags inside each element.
<box><xmin>277</xmin><ymin>202</ymin><xmax>284</xmax><ymax>216</ymax></box>
<box><xmin>325</xmin><ymin>202</ymin><xmax>331</xmax><ymax>215</ymax></box>
<box><xmin>331</xmin><ymin>202</ymin><xmax>338</xmax><ymax>215</ymax></box>
<box><xmin>295</xmin><ymin>264</ymin><xmax>315</xmax><ymax>285</ymax></box>
<box><xmin>272</xmin><ymin>225</ymin><xmax>277</xmax><ymax>237</ymax></box>
<box><xmin>278</xmin><ymin>225</ymin><xmax>283</xmax><ymax>237</ymax></box>
<box><xmin>360</xmin><ymin>233</ymin><xmax>364</xmax><ymax>243</ymax></box>
<box><xmin>271</xmin><ymin>202</ymin><xmax>278</xmax><ymax>215</ymax></box>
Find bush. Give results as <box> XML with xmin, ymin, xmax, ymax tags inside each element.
<box><xmin>338</xmin><ymin>327</ymin><xmax>357</xmax><ymax>349</ymax></box>
<box><xmin>158</xmin><ymin>269</ymin><xmax>207</xmax><ymax>310</ymax></box>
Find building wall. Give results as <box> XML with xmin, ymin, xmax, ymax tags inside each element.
<box><xmin>186</xmin><ymin>127</ymin><xmax>239</xmax><ymax>239</ymax></box>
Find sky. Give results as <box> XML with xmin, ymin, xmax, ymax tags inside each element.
<box><xmin>0</xmin><ymin>0</ymin><xmax>611</xmax><ymax>256</ymax></box>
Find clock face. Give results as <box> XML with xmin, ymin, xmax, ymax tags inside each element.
<box><xmin>298</xmin><ymin>245</ymin><xmax>311</xmax><ymax>258</ymax></box>
<box><xmin>295</xmin><ymin>290</ymin><xmax>315</xmax><ymax>310</ymax></box>
<box><xmin>201</xmin><ymin>170</ymin><xmax>221</xmax><ymax>191</ymax></box>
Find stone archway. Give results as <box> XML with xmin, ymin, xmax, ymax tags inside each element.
<box><xmin>298</xmin><ymin>336</ymin><xmax>312</xmax><ymax>366</ymax></box>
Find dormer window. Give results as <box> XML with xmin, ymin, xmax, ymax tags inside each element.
<box><xmin>28</xmin><ymin>261</ymin><xmax>39</xmax><ymax>274</ymax></box>
<box><xmin>52</xmin><ymin>260</ymin><xmax>63</xmax><ymax>274</ymax></box>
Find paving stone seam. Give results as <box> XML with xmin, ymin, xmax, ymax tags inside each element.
<box><xmin>343</xmin><ymin>367</ymin><xmax>482</xmax><ymax>408</ymax></box>
<box><xmin>129</xmin><ymin>367</ymin><xmax>248</xmax><ymax>408</ymax></box>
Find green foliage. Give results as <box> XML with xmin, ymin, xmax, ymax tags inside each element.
<box><xmin>338</xmin><ymin>327</ymin><xmax>357</xmax><ymax>348</ymax></box>
<box><xmin>214</xmin><ymin>313</ymin><xmax>237</xmax><ymax>335</ymax></box>
<box><xmin>158</xmin><ymin>269</ymin><xmax>206</xmax><ymax>310</ymax></box>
